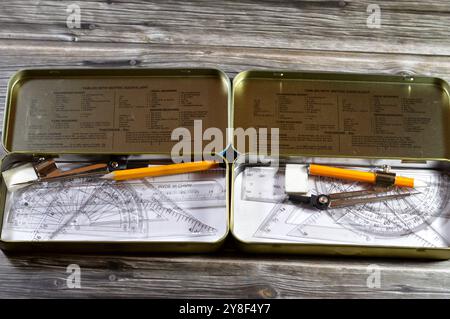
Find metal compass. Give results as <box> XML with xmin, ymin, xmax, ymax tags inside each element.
<box><xmin>288</xmin><ymin>188</ymin><xmax>419</xmax><ymax>210</ymax></box>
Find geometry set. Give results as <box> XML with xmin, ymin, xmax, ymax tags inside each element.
<box><xmin>1</xmin><ymin>68</ymin><xmax>450</xmax><ymax>258</ymax></box>
<box><xmin>234</xmin><ymin>164</ymin><xmax>450</xmax><ymax>248</ymax></box>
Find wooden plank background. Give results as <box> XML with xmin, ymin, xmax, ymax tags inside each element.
<box><xmin>1</xmin><ymin>0</ymin><xmax>450</xmax><ymax>298</ymax></box>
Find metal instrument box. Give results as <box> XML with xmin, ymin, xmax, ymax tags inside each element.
<box><xmin>3</xmin><ymin>68</ymin><xmax>450</xmax><ymax>259</ymax></box>
<box><xmin>231</xmin><ymin>70</ymin><xmax>450</xmax><ymax>259</ymax></box>
<box><xmin>0</xmin><ymin>68</ymin><xmax>230</xmax><ymax>252</ymax></box>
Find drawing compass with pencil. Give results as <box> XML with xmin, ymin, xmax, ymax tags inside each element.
<box><xmin>243</xmin><ymin>163</ymin><xmax>427</xmax><ymax>210</ymax></box>
<box><xmin>283</xmin><ymin>163</ymin><xmax>427</xmax><ymax>210</ymax></box>
<box><xmin>2</xmin><ymin>157</ymin><xmax>222</xmax><ymax>191</ymax></box>
<box><xmin>288</xmin><ymin>188</ymin><xmax>419</xmax><ymax>210</ymax></box>
<box><xmin>242</xmin><ymin>163</ymin><xmax>447</xmax><ymax>246</ymax></box>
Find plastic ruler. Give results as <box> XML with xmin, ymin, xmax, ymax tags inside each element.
<box><xmin>3</xmin><ymin>175</ymin><xmax>225</xmax><ymax>241</ymax></box>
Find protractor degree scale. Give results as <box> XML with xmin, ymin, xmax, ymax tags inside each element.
<box><xmin>245</xmin><ymin>166</ymin><xmax>450</xmax><ymax>244</ymax></box>
<box><xmin>4</xmin><ymin>176</ymin><xmax>220</xmax><ymax>241</ymax></box>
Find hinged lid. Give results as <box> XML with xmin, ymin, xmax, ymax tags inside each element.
<box><xmin>4</xmin><ymin>68</ymin><xmax>230</xmax><ymax>154</ymax></box>
<box><xmin>232</xmin><ymin>70</ymin><xmax>450</xmax><ymax>160</ymax></box>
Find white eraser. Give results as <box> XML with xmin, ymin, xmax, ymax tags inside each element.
<box><xmin>2</xmin><ymin>163</ymin><xmax>38</xmax><ymax>191</ymax></box>
<box><xmin>285</xmin><ymin>164</ymin><xmax>309</xmax><ymax>194</ymax></box>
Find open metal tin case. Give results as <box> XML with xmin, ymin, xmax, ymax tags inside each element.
<box><xmin>0</xmin><ymin>68</ymin><xmax>230</xmax><ymax>252</ymax></box>
<box><xmin>231</xmin><ymin>70</ymin><xmax>450</xmax><ymax>259</ymax></box>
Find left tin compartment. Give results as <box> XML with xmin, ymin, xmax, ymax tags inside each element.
<box><xmin>0</xmin><ymin>68</ymin><xmax>231</xmax><ymax>253</ymax></box>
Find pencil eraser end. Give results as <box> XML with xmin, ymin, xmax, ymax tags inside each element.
<box><xmin>2</xmin><ymin>163</ymin><xmax>38</xmax><ymax>192</ymax></box>
<box><xmin>285</xmin><ymin>164</ymin><xmax>309</xmax><ymax>194</ymax></box>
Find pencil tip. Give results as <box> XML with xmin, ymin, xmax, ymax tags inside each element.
<box><xmin>100</xmin><ymin>172</ymin><xmax>114</xmax><ymax>180</ymax></box>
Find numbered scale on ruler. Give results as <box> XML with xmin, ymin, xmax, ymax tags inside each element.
<box><xmin>240</xmin><ymin>166</ymin><xmax>450</xmax><ymax>247</ymax></box>
<box><xmin>3</xmin><ymin>174</ymin><xmax>226</xmax><ymax>241</ymax></box>
<box><xmin>241</xmin><ymin>166</ymin><xmax>286</xmax><ymax>202</ymax></box>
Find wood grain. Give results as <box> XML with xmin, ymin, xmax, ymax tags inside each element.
<box><xmin>1</xmin><ymin>0</ymin><xmax>450</xmax><ymax>299</ymax></box>
<box><xmin>0</xmin><ymin>0</ymin><xmax>450</xmax><ymax>55</ymax></box>
<box><xmin>2</xmin><ymin>251</ymin><xmax>450</xmax><ymax>298</ymax></box>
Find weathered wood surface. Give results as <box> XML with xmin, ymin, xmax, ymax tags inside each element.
<box><xmin>1</xmin><ymin>0</ymin><xmax>450</xmax><ymax>55</ymax></box>
<box><xmin>3</xmin><ymin>250</ymin><xmax>450</xmax><ymax>299</ymax></box>
<box><xmin>1</xmin><ymin>0</ymin><xmax>450</xmax><ymax>298</ymax></box>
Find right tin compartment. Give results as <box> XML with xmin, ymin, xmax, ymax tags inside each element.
<box><xmin>230</xmin><ymin>70</ymin><xmax>450</xmax><ymax>259</ymax></box>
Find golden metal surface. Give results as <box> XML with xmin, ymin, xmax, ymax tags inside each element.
<box><xmin>4</xmin><ymin>68</ymin><xmax>230</xmax><ymax>154</ymax></box>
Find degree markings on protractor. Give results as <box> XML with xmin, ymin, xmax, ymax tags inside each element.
<box><xmin>250</xmin><ymin>167</ymin><xmax>450</xmax><ymax>247</ymax></box>
<box><xmin>286</xmin><ymin>208</ymin><xmax>439</xmax><ymax>247</ymax></box>
<box><xmin>312</xmin><ymin>169</ymin><xmax>450</xmax><ymax>238</ymax></box>
<box><xmin>8</xmin><ymin>179</ymin><xmax>145</xmax><ymax>241</ymax></box>
<box><xmin>254</xmin><ymin>200</ymin><xmax>443</xmax><ymax>247</ymax></box>
<box><xmin>4</xmin><ymin>176</ymin><xmax>219</xmax><ymax>241</ymax></box>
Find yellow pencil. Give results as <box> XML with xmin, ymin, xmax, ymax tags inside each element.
<box><xmin>309</xmin><ymin>164</ymin><xmax>427</xmax><ymax>188</ymax></box>
<box><xmin>102</xmin><ymin>161</ymin><xmax>220</xmax><ymax>181</ymax></box>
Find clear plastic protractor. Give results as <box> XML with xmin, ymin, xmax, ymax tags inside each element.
<box><xmin>313</xmin><ymin>168</ymin><xmax>450</xmax><ymax>236</ymax></box>
<box><xmin>3</xmin><ymin>176</ymin><xmax>220</xmax><ymax>241</ymax></box>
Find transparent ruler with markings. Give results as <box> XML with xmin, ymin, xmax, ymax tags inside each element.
<box><xmin>234</xmin><ymin>165</ymin><xmax>450</xmax><ymax>247</ymax></box>
<box><xmin>1</xmin><ymin>169</ymin><xmax>227</xmax><ymax>242</ymax></box>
